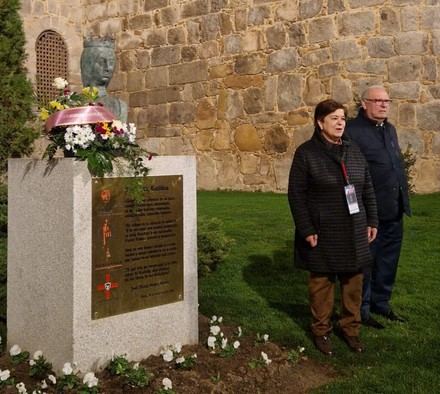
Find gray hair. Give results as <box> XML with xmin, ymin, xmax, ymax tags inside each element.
<box><xmin>361</xmin><ymin>85</ymin><xmax>387</xmax><ymax>100</ymax></box>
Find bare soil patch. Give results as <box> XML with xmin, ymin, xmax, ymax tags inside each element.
<box><xmin>0</xmin><ymin>316</ymin><xmax>337</xmax><ymax>393</ymax></box>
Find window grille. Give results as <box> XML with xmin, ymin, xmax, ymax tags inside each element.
<box><xmin>36</xmin><ymin>30</ymin><xmax>68</xmax><ymax>104</ymax></box>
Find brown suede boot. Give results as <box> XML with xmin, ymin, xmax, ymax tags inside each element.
<box><xmin>313</xmin><ymin>335</ymin><xmax>333</xmax><ymax>356</ymax></box>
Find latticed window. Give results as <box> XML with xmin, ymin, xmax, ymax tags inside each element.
<box><xmin>36</xmin><ymin>30</ymin><xmax>68</xmax><ymax>104</ymax></box>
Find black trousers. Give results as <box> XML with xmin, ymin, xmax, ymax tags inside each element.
<box><xmin>361</xmin><ymin>218</ymin><xmax>403</xmax><ymax>319</ymax></box>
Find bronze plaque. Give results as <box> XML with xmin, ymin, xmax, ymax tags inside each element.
<box><xmin>91</xmin><ymin>176</ymin><xmax>183</xmax><ymax>319</ymax></box>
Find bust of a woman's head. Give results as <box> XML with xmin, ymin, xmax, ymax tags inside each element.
<box><xmin>80</xmin><ymin>38</ymin><xmax>116</xmax><ymax>88</ymax></box>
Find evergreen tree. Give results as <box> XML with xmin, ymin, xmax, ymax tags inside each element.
<box><xmin>0</xmin><ymin>0</ymin><xmax>38</xmax><ymax>174</ymax></box>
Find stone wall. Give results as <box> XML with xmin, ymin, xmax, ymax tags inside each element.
<box><xmin>21</xmin><ymin>1</ymin><xmax>440</xmax><ymax>193</ymax></box>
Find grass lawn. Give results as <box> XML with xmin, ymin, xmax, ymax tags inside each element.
<box><xmin>198</xmin><ymin>191</ymin><xmax>440</xmax><ymax>394</ymax></box>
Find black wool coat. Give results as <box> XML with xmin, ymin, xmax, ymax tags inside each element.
<box><xmin>288</xmin><ymin>131</ymin><xmax>378</xmax><ymax>273</ymax></box>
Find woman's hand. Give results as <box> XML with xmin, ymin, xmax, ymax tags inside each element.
<box><xmin>367</xmin><ymin>226</ymin><xmax>377</xmax><ymax>243</ymax></box>
<box><xmin>306</xmin><ymin>234</ymin><xmax>318</xmax><ymax>247</ymax></box>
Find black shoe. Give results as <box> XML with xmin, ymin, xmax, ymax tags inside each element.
<box><xmin>385</xmin><ymin>310</ymin><xmax>406</xmax><ymax>322</ymax></box>
<box><xmin>362</xmin><ymin>316</ymin><xmax>385</xmax><ymax>329</ymax></box>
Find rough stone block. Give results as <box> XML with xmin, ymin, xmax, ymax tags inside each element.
<box><xmin>304</xmin><ymin>76</ymin><xmax>325</xmax><ymax>105</ymax></box>
<box><xmin>119</xmin><ymin>32</ymin><xmax>143</xmax><ymax>50</ymax></box>
<box><xmin>331</xmin><ymin>77</ymin><xmax>352</xmax><ymax>104</ymax></box>
<box><xmin>127</xmin><ymin>71</ymin><xmax>145</xmax><ymax>92</ymax></box>
<box><xmin>209</xmin><ymin>63</ymin><xmax>233</xmax><ymax>79</ymax></box>
<box><xmin>201</xmin><ymin>14</ymin><xmax>221</xmax><ymax>41</ymax></box>
<box><xmin>243</xmin><ymin>88</ymin><xmax>263</xmax><ymax>114</ymax></box>
<box><xmin>144</xmin><ymin>0</ymin><xmax>168</xmax><ymax>12</ymax></box>
<box><xmin>264</xmin><ymin>76</ymin><xmax>277</xmax><ymax>111</ymax></box>
<box><xmin>277</xmin><ymin>74</ymin><xmax>302</xmax><ymax>112</ymax></box>
<box><xmin>146</xmin><ymin>30</ymin><xmax>167</xmax><ymax>47</ymax></box>
<box><xmin>224</xmin><ymin>34</ymin><xmax>241</xmax><ymax>54</ymax></box>
<box><xmin>266</xmin><ymin>23</ymin><xmax>286</xmax><ymax>50</ymax></box>
<box><xmin>331</xmin><ymin>39</ymin><xmax>361</xmax><ymax>61</ymax></box>
<box><xmin>219</xmin><ymin>13</ymin><xmax>233</xmax><ymax>35</ymax></box>
<box><xmin>288</xmin><ymin>23</ymin><xmax>306</xmax><ymax>46</ymax></box>
<box><xmin>129</xmin><ymin>14</ymin><xmax>152</xmax><ymax>30</ymax></box>
<box><xmin>182</xmin><ymin>0</ymin><xmax>209</xmax><ymax>19</ymax></box>
<box><xmin>212</xmin><ymin>121</ymin><xmax>231</xmax><ymax>150</ymax></box>
<box><xmin>199</xmin><ymin>41</ymin><xmax>219</xmax><ymax>59</ymax></box>
<box><xmin>366</xmin><ymin>37</ymin><xmax>395</xmax><ymax>58</ymax></box>
<box><xmin>120</xmin><ymin>51</ymin><xmax>135</xmax><ymax>71</ymax></box>
<box><xmin>432</xmin><ymin>30</ymin><xmax>440</xmax><ymax>55</ymax></box>
<box><xmin>148</xmin><ymin>87</ymin><xmax>182</xmax><ymax>105</ymax></box>
<box><xmin>380</xmin><ymin>7</ymin><xmax>400</xmax><ymax>34</ymax></box>
<box><xmin>235</xmin><ymin>54</ymin><xmax>265</xmax><ymax>75</ymax></box>
<box><xmin>308</xmin><ymin>17</ymin><xmax>336</xmax><ymax>43</ymax></box>
<box><xmin>181</xmin><ymin>46</ymin><xmax>198</xmax><ymax>62</ymax></box>
<box><xmin>169</xmin><ymin>102</ymin><xmax>196</xmax><ymax>124</ymax></box>
<box><xmin>151</xmin><ymin>46</ymin><xmax>181</xmax><ymax>66</ymax></box>
<box><xmin>146</xmin><ymin>126</ymin><xmax>181</xmax><ymax>138</ymax></box>
<box><xmin>248</xmin><ymin>6</ymin><xmax>270</xmax><ymax>25</ymax></box>
<box><xmin>136</xmin><ymin>50</ymin><xmax>151</xmax><ymax>69</ymax></box>
<box><xmin>388</xmin><ymin>56</ymin><xmax>422</xmax><ymax>82</ymax></box>
<box><xmin>217</xmin><ymin>90</ymin><xmax>243</xmax><ymax>120</ymax></box>
<box><xmin>286</xmin><ymin>109</ymin><xmax>310</xmax><ymax>126</ymax></box>
<box><xmin>395</xmin><ymin>32</ymin><xmax>427</xmax><ymax>54</ymax></box>
<box><xmin>417</xmin><ymin>101</ymin><xmax>440</xmax><ymax>130</ymax></box>
<box><xmin>328</xmin><ymin>0</ymin><xmax>345</xmax><ymax>13</ymax></box>
<box><xmin>169</xmin><ymin>61</ymin><xmax>208</xmax><ymax>84</ymax></box>
<box><xmin>196</xmin><ymin>99</ymin><xmax>217</xmax><ymax>129</ymax></box>
<box><xmin>168</xmin><ymin>27</ymin><xmax>186</xmax><ymax>45</ymax></box>
<box><xmin>421</xmin><ymin>6</ymin><xmax>440</xmax><ymax>29</ymax></box>
<box><xmin>161</xmin><ymin>6</ymin><xmax>179</xmax><ymax>26</ymax></box>
<box><xmin>197</xmin><ymin>155</ymin><xmax>217</xmax><ymax>190</ymax></box>
<box><xmin>432</xmin><ymin>134</ymin><xmax>440</xmax><ymax>155</ymax></box>
<box><xmin>429</xmin><ymin>85</ymin><xmax>440</xmax><ymax>99</ymax></box>
<box><xmin>129</xmin><ymin>91</ymin><xmax>149</xmax><ymax>107</ymax></box>
<box><xmin>240</xmin><ymin>153</ymin><xmax>259</xmax><ymax>175</ymax></box>
<box><xmin>301</xmin><ymin>48</ymin><xmax>331</xmax><ymax>66</ymax></box>
<box><xmin>264</xmin><ymin>125</ymin><xmax>289</xmax><ymax>153</ymax></box>
<box><xmin>211</xmin><ymin>0</ymin><xmax>229</xmax><ymax>12</ymax></box>
<box><xmin>234</xmin><ymin>124</ymin><xmax>262</xmax><ymax>151</ymax></box>
<box><xmin>267</xmin><ymin>48</ymin><xmax>298</xmax><ymax>73</ymax></box>
<box><xmin>338</xmin><ymin>11</ymin><xmax>375</xmax><ymax>36</ymax></box>
<box><xmin>235</xmin><ymin>9</ymin><xmax>247</xmax><ymax>31</ymax></box>
<box><xmin>241</xmin><ymin>31</ymin><xmax>264</xmax><ymax>52</ymax></box>
<box><xmin>401</xmin><ymin>7</ymin><xmax>419</xmax><ymax>31</ymax></box>
<box><xmin>276</xmin><ymin>2</ymin><xmax>298</xmax><ymax>21</ymax></box>
<box><xmin>413</xmin><ymin>159</ymin><xmax>440</xmax><ymax>193</ymax></box>
<box><xmin>146</xmin><ymin>68</ymin><xmax>168</xmax><ymax>89</ymax></box>
<box><xmin>299</xmin><ymin>0</ymin><xmax>323</xmax><ymax>20</ymax></box>
<box><xmin>345</xmin><ymin>59</ymin><xmax>387</xmax><ymax>75</ymax></box>
<box><xmin>139</xmin><ymin>104</ymin><xmax>169</xmax><ymax>126</ymax></box>
<box><xmin>224</xmin><ymin>75</ymin><xmax>264</xmax><ymax>89</ymax></box>
<box><xmin>318</xmin><ymin>63</ymin><xmax>340</xmax><ymax>78</ymax></box>
<box><xmin>193</xmin><ymin>130</ymin><xmax>214</xmax><ymax>151</ymax></box>
<box><xmin>398</xmin><ymin>102</ymin><xmax>416</xmax><ymax>127</ymax></box>
<box><xmin>186</xmin><ymin>20</ymin><xmax>201</xmax><ymax>44</ymax></box>
<box><xmin>349</xmin><ymin>0</ymin><xmax>384</xmax><ymax>7</ymax></box>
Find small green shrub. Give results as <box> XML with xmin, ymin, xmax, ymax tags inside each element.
<box><xmin>197</xmin><ymin>216</ymin><xmax>233</xmax><ymax>277</ymax></box>
<box><xmin>402</xmin><ymin>144</ymin><xmax>417</xmax><ymax>194</ymax></box>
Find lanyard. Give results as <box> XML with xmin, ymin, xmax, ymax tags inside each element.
<box><xmin>341</xmin><ymin>161</ymin><xmax>350</xmax><ymax>185</ymax></box>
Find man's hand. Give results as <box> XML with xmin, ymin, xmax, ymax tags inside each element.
<box><xmin>367</xmin><ymin>226</ymin><xmax>377</xmax><ymax>243</ymax></box>
<box><xmin>306</xmin><ymin>234</ymin><xmax>318</xmax><ymax>247</ymax></box>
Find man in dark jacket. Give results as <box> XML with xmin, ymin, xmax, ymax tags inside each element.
<box><xmin>346</xmin><ymin>86</ymin><xmax>411</xmax><ymax>329</ymax></box>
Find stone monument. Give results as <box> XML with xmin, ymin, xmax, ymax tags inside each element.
<box><xmin>7</xmin><ymin>156</ymin><xmax>198</xmax><ymax>372</ymax></box>
<box><xmin>80</xmin><ymin>38</ymin><xmax>128</xmax><ymax>122</ymax></box>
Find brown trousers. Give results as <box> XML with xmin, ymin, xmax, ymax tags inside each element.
<box><xmin>308</xmin><ymin>272</ymin><xmax>363</xmax><ymax>337</ymax></box>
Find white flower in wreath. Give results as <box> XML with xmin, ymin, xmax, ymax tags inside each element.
<box><xmin>52</xmin><ymin>77</ymin><xmax>68</xmax><ymax>90</ymax></box>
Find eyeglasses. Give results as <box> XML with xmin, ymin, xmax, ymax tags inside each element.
<box><xmin>363</xmin><ymin>99</ymin><xmax>393</xmax><ymax>105</ymax></box>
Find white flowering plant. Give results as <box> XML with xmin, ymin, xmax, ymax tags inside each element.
<box><xmin>248</xmin><ymin>351</ymin><xmax>272</xmax><ymax>369</ymax></box>
<box><xmin>78</xmin><ymin>371</ymin><xmax>100</xmax><ymax>394</ymax></box>
<box><xmin>106</xmin><ymin>354</ymin><xmax>152</xmax><ymax>388</ymax></box>
<box><xmin>0</xmin><ymin>368</ymin><xmax>14</xmax><ymax>387</ymax></box>
<box><xmin>28</xmin><ymin>350</ymin><xmax>53</xmax><ymax>379</ymax></box>
<box><xmin>9</xmin><ymin>344</ymin><xmax>30</xmax><ymax>365</ymax></box>
<box><xmin>41</xmin><ymin>78</ymin><xmax>150</xmax><ymax>178</ymax></box>
<box><xmin>56</xmin><ymin>362</ymin><xmax>80</xmax><ymax>391</ymax></box>
<box><xmin>287</xmin><ymin>346</ymin><xmax>306</xmax><ymax>365</ymax></box>
<box><xmin>206</xmin><ymin>316</ymin><xmax>241</xmax><ymax>358</ymax></box>
<box><xmin>157</xmin><ymin>377</ymin><xmax>176</xmax><ymax>394</ymax></box>
<box><xmin>161</xmin><ymin>343</ymin><xmax>197</xmax><ymax>370</ymax></box>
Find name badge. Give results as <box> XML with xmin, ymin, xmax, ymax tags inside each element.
<box><xmin>344</xmin><ymin>184</ymin><xmax>360</xmax><ymax>215</ymax></box>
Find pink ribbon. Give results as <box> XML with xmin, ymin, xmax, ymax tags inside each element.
<box><xmin>45</xmin><ymin>106</ymin><xmax>116</xmax><ymax>132</ymax></box>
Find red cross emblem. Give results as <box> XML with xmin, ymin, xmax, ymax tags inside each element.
<box><xmin>97</xmin><ymin>273</ymin><xmax>119</xmax><ymax>300</ymax></box>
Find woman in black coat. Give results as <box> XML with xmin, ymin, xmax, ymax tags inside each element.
<box><xmin>288</xmin><ymin>99</ymin><xmax>378</xmax><ymax>355</ymax></box>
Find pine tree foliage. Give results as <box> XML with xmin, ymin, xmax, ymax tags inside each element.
<box><xmin>0</xmin><ymin>0</ymin><xmax>38</xmax><ymax>174</ymax></box>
